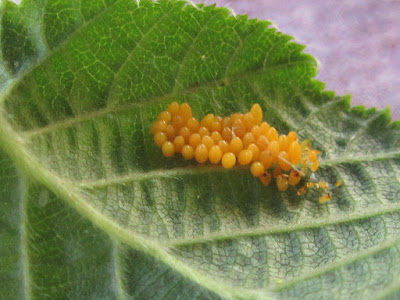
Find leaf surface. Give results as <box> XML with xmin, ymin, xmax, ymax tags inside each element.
<box><xmin>1</xmin><ymin>0</ymin><xmax>400</xmax><ymax>299</ymax></box>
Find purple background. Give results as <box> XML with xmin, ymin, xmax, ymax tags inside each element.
<box><xmin>191</xmin><ymin>0</ymin><xmax>400</xmax><ymax>120</ymax></box>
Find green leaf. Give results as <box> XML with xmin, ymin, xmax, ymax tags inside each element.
<box><xmin>1</xmin><ymin>0</ymin><xmax>400</xmax><ymax>299</ymax></box>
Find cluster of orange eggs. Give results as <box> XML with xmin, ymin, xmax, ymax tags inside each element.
<box><xmin>151</xmin><ymin>102</ymin><xmax>332</xmax><ymax>201</ymax></box>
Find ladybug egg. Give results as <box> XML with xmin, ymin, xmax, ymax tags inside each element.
<box><xmin>162</xmin><ymin>141</ymin><xmax>175</xmax><ymax>157</ymax></box>
<box><xmin>182</xmin><ymin>145</ymin><xmax>195</xmax><ymax>160</ymax></box>
<box><xmin>209</xmin><ymin>145</ymin><xmax>222</xmax><ymax>164</ymax></box>
<box><xmin>222</xmin><ymin>152</ymin><xmax>236</xmax><ymax>169</ymax></box>
<box><xmin>195</xmin><ymin>144</ymin><xmax>208</xmax><ymax>163</ymax></box>
<box><xmin>250</xmin><ymin>162</ymin><xmax>264</xmax><ymax>177</ymax></box>
<box><xmin>238</xmin><ymin>150</ymin><xmax>253</xmax><ymax>165</ymax></box>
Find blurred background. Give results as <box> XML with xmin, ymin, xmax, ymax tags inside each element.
<box><xmin>8</xmin><ymin>0</ymin><xmax>400</xmax><ymax>120</ymax></box>
<box><xmin>191</xmin><ymin>0</ymin><xmax>400</xmax><ymax>120</ymax></box>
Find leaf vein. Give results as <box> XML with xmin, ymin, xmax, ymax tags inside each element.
<box><xmin>112</xmin><ymin>241</ymin><xmax>127</xmax><ymax>300</ymax></box>
<box><xmin>272</xmin><ymin>236</ymin><xmax>400</xmax><ymax>293</ymax></box>
<box><xmin>19</xmin><ymin>59</ymin><xmax>312</xmax><ymax>138</ymax></box>
<box><xmin>0</xmin><ymin>0</ymin><xmax>125</xmax><ymax>105</ymax></box>
<box><xmin>166</xmin><ymin>203</ymin><xmax>400</xmax><ymax>247</ymax></box>
<box><xmin>105</xmin><ymin>4</ymin><xmax>175</xmax><ymax>106</ymax></box>
<box><xmin>342</xmin><ymin>109</ymin><xmax>387</xmax><ymax>155</ymax></box>
<box><xmin>73</xmin><ymin>151</ymin><xmax>400</xmax><ymax>189</ymax></box>
<box><xmin>19</xmin><ymin>177</ymin><xmax>32</xmax><ymax>300</ymax></box>
<box><xmin>171</xmin><ymin>10</ymin><xmax>222</xmax><ymax>93</ymax></box>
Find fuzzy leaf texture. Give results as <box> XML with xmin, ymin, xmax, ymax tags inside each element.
<box><xmin>1</xmin><ymin>0</ymin><xmax>400</xmax><ymax>299</ymax></box>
